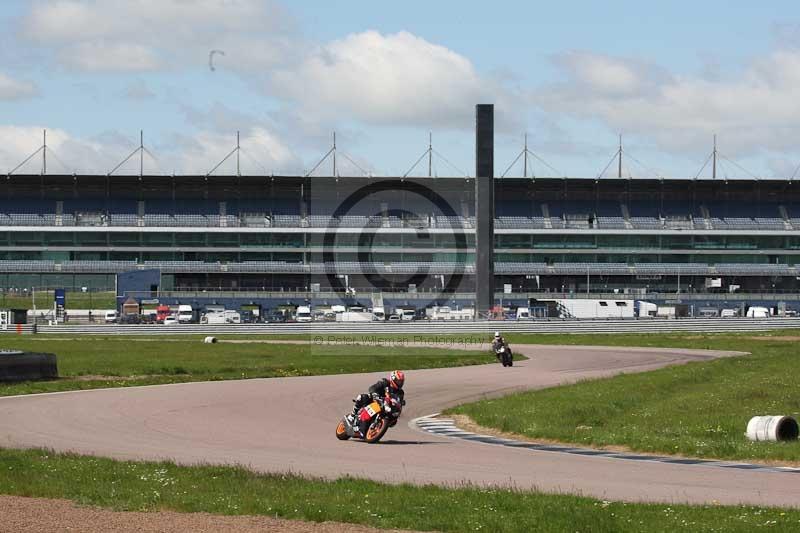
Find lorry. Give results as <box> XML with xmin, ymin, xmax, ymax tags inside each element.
<box><xmin>426</xmin><ymin>306</ymin><xmax>451</xmax><ymax>320</ymax></box>
<box><xmin>635</xmin><ymin>301</ymin><xmax>658</xmax><ymax>318</ymax></box>
<box><xmin>201</xmin><ymin>310</ymin><xmax>241</xmax><ymax>324</ymax></box>
<box><xmin>177</xmin><ymin>304</ymin><xmax>196</xmax><ymax>323</ymax></box>
<box><xmin>155</xmin><ymin>305</ymin><xmax>172</xmax><ymax>323</ymax></box>
<box><xmin>426</xmin><ymin>306</ymin><xmax>474</xmax><ymax>320</ymax></box>
<box><xmin>746</xmin><ymin>306</ymin><xmax>770</xmax><ymax>318</ymax></box>
<box><xmin>336</xmin><ymin>311</ymin><xmax>374</xmax><ymax>322</ymax></box>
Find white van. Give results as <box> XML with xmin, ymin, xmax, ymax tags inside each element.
<box><xmin>296</xmin><ymin>306</ymin><xmax>313</xmax><ymax>322</ymax></box>
<box><xmin>177</xmin><ymin>304</ymin><xmax>195</xmax><ymax>323</ymax></box>
<box><xmin>104</xmin><ymin>310</ymin><xmax>118</xmax><ymax>323</ymax></box>
<box><xmin>394</xmin><ymin>308</ymin><xmax>415</xmax><ymax>321</ymax></box>
<box><xmin>720</xmin><ymin>308</ymin><xmax>739</xmax><ymax>318</ymax></box>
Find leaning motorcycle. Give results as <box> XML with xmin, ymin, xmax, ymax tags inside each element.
<box><xmin>335</xmin><ymin>393</ymin><xmax>404</xmax><ymax>443</ymax></box>
<box><xmin>495</xmin><ymin>344</ymin><xmax>513</xmax><ymax>367</ymax></box>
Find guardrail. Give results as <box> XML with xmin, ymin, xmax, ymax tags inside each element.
<box><xmin>2</xmin><ymin>317</ymin><xmax>800</xmax><ymax>336</ymax></box>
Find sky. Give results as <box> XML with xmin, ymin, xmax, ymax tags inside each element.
<box><xmin>1</xmin><ymin>1</ymin><xmax>800</xmax><ymax>178</ymax></box>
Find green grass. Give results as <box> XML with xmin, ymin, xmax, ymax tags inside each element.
<box><xmin>450</xmin><ymin>331</ymin><xmax>800</xmax><ymax>463</ymax></box>
<box><xmin>0</xmin><ymin>290</ymin><xmax>116</xmax><ymax>310</ymax></box>
<box><xmin>1</xmin><ymin>448</ymin><xmax>798</xmax><ymax>532</ymax></box>
<box><xmin>0</xmin><ymin>336</ymin><xmax>491</xmax><ymax>396</ymax></box>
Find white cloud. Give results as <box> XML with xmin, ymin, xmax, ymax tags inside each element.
<box><xmin>536</xmin><ymin>50</ymin><xmax>800</xmax><ymax>159</ymax></box>
<box><xmin>0</xmin><ymin>126</ymin><xmax>95</xmax><ymax>174</ymax></box>
<box><xmin>0</xmin><ymin>125</ymin><xmax>301</xmax><ymax>175</ymax></box>
<box><xmin>63</xmin><ymin>42</ymin><xmax>162</xmax><ymax>72</ymax></box>
<box><xmin>19</xmin><ymin>4</ymin><xmax>519</xmax><ymax>133</ymax></box>
<box><xmin>270</xmin><ymin>31</ymin><xmax>520</xmax><ymax>130</ymax></box>
<box><xmin>0</xmin><ymin>73</ymin><xmax>38</xmax><ymax>100</ymax></box>
<box><xmin>23</xmin><ymin>0</ymin><xmax>295</xmax><ymax>73</ymax></box>
<box><xmin>170</xmin><ymin>127</ymin><xmax>301</xmax><ymax>175</ymax></box>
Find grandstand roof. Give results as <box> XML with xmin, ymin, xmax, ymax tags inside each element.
<box><xmin>5</xmin><ymin>173</ymin><xmax>800</xmax><ymax>183</ymax></box>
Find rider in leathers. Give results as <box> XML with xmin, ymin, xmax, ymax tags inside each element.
<box><xmin>349</xmin><ymin>370</ymin><xmax>405</xmax><ymax>436</ymax></box>
<box><xmin>492</xmin><ymin>332</ymin><xmax>509</xmax><ymax>361</ymax></box>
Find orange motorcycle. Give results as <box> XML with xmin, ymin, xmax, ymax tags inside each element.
<box><xmin>335</xmin><ymin>393</ymin><xmax>404</xmax><ymax>443</ymax></box>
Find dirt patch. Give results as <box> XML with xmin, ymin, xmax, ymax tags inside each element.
<box><xmin>446</xmin><ymin>414</ymin><xmax>800</xmax><ymax>468</ymax></box>
<box><xmin>0</xmin><ymin>495</ymin><xmax>416</xmax><ymax>533</ymax></box>
<box><xmin>743</xmin><ymin>336</ymin><xmax>800</xmax><ymax>342</ymax></box>
<box><xmin>68</xmin><ymin>375</ymin><xmax>160</xmax><ymax>382</ymax></box>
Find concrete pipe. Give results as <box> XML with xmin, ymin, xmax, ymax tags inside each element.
<box><xmin>746</xmin><ymin>415</ymin><xmax>799</xmax><ymax>442</ymax></box>
<box><xmin>203</xmin><ymin>336</ymin><xmax>218</xmax><ymax>344</ymax></box>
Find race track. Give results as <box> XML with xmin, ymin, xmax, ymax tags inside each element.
<box><xmin>1</xmin><ymin>344</ymin><xmax>798</xmax><ymax>507</ymax></box>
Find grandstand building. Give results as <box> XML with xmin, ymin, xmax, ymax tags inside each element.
<box><xmin>2</xmin><ymin>173</ymin><xmax>800</xmax><ymax>313</ymax></box>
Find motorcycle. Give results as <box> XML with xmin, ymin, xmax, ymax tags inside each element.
<box><xmin>336</xmin><ymin>393</ymin><xmax>404</xmax><ymax>443</ymax></box>
<box><xmin>495</xmin><ymin>343</ymin><xmax>513</xmax><ymax>367</ymax></box>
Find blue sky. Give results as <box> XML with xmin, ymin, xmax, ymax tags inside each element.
<box><xmin>1</xmin><ymin>1</ymin><xmax>799</xmax><ymax>178</ymax></box>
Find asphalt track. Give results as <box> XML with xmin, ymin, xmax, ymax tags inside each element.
<box><xmin>1</xmin><ymin>343</ymin><xmax>798</xmax><ymax>507</ymax></box>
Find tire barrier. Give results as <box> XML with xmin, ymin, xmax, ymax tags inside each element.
<box><xmin>746</xmin><ymin>416</ymin><xmax>800</xmax><ymax>442</ymax></box>
<box><xmin>3</xmin><ymin>317</ymin><xmax>800</xmax><ymax>336</ymax></box>
<box><xmin>0</xmin><ymin>351</ymin><xmax>58</xmax><ymax>382</ymax></box>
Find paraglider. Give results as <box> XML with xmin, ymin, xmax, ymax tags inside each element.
<box><xmin>208</xmin><ymin>49</ymin><xmax>225</xmax><ymax>71</ymax></box>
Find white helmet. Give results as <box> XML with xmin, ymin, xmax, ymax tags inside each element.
<box><xmin>494</xmin><ymin>331</ymin><xmax>500</xmax><ymax>338</ymax></box>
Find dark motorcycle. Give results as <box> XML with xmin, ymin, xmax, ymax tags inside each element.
<box><xmin>336</xmin><ymin>393</ymin><xmax>404</xmax><ymax>443</ymax></box>
<box><xmin>495</xmin><ymin>343</ymin><xmax>513</xmax><ymax>367</ymax></box>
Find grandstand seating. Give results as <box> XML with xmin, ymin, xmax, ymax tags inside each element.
<box><xmin>2</xmin><ymin>177</ymin><xmax>800</xmax><ymax>295</ymax></box>
<box><xmin>0</xmin><ymin>203</ymin><xmax>798</xmax><ymax>232</ymax></box>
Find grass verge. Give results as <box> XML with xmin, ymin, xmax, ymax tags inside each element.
<box><xmin>1</xmin><ymin>448</ymin><xmax>798</xmax><ymax>532</ymax></box>
<box><xmin>449</xmin><ymin>331</ymin><xmax>800</xmax><ymax>463</ymax></box>
<box><xmin>0</xmin><ymin>336</ymin><xmax>491</xmax><ymax>396</ymax></box>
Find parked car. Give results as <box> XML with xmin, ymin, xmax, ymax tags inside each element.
<box><xmin>163</xmin><ymin>315</ymin><xmax>178</xmax><ymax>325</ymax></box>
<box><xmin>104</xmin><ymin>310</ymin><xmax>118</xmax><ymax>323</ymax></box>
<box><xmin>268</xmin><ymin>312</ymin><xmax>288</xmax><ymax>323</ymax></box>
<box><xmin>388</xmin><ymin>314</ymin><xmax>402</xmax><ymax>322</ymax></box>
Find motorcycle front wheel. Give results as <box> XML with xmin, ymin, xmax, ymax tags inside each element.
<box><xmin>364</xmin><ymin>418</ymin><xmax>390</xmax><ymax>443</ymax></box>
<box><xmin>335</xmin><ymin>419</ymin><xmax>350</xmax><ymax>440</ymax></box>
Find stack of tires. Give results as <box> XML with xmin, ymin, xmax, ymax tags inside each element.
<box><xmin>0</xmin><ymin>351</ymin><xmax>58</xmax><ymax>382</ymax></box>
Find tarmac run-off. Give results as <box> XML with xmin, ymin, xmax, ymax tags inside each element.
<box><xmin>2</xmin><ymin>342</ymin><xmax>797</xmax><ymax>507</ymax></box>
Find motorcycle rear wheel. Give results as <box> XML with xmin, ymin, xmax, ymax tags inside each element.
<box><xmin>335</xmin><ymin>419</ymin><xmax>350</xmax><ymax>440</ymax></box>
<box><xmin>364</xmin><ymin>418</ymin><xmax>389</xmax><ymax>443</ymax></box>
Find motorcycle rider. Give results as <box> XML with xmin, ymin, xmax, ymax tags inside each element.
<box><xmin>349</xmin><ymin>370</ymin><xmax>405</xmax><ymax>436</ymax></box>
<box><xmin>492</xmin><ymin>331</ymin><xmax>508</xmax><ymax>360</ymax></box>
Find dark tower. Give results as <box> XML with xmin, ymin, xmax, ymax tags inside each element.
<box><xmin>475</xmin><ymin>104</ymin><xmax>495</xmax><ymax>314</ymax></box>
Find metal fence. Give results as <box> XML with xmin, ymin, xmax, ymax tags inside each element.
<box><xmin>3</xmin><ymin>317</ymin><xmax>800</xmax><ymax>336</ymax></box>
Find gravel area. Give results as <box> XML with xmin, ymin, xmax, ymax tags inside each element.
<box><xmin>0</xmin><ymin>495</ymin><xmax>417</xmax><ymax>533</ymax></box>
